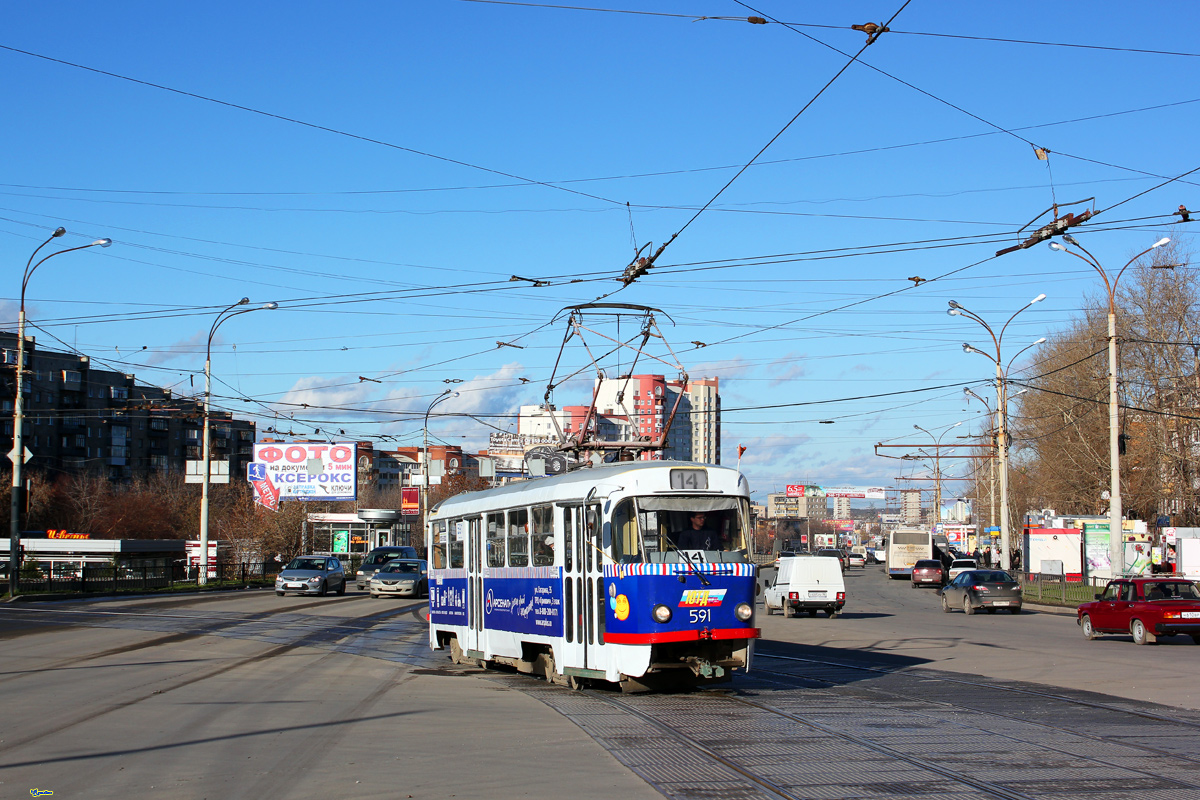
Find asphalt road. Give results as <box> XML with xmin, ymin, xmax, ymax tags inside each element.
<box><xmin>758</xmin><ymin>563</ymin><xmax>1200</xmax><ymax>710</ymax></box>
<box><xmin>0</xmin><ymin>588</ymin><xmax>661</xmax><ymax>800</ymax></box>
<box><xmin>1</xmin><ymin>568</ymin><xmax>1198</xmax><ymax>799</ymax></box>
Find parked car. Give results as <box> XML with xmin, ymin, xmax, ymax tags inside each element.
<box><xmin>1077</xmin><ymin>577</ymin><xmax>1200</xmax><ymax>645</ymax></box>
<box><xmin>940</xmin><ymin>569</ymin><xmax>1022</xmax><ymax>614</ymax></box>
<box><xmin>911</xmin><ymin>559</ymin><xmax>944</xmax><ymax>588</ymax></box>
<box><xmin>276</xmin><ymin>556</ymin><xmax>346</xmax><ymax>597</ymax></box>
<box><xmin>947</xmin><ymin>558</ymin><xmax>978</xmax><ymax>581</ymax></box>
<box><xmin>356</xmin><ymin>545</ymin><xmax>420</xmax><ymax>589</ymax></box>
<box><xmin>369</xmin><ymin>559</ymin><xmax>428</xmax><ymax>598</ymax></box>
<box><xmin>847</xmin><ymin>551</ymin><xmax>866</xmax><ymax>568</ymax></box>
<box><xmin>765</xmin><ymin>555</ymin><xmax>845</xmax><ymax>617</ymax></box>
<box><xmin>817</xmin><ymin>548</ymin><xmax>847</xmax><ymax>572</ymax></box>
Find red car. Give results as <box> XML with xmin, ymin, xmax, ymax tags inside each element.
<box><xmin>1077</xmin><ymin>577</ymin><xmax>1200</xmax><ymax>645</ymax></box>
<box><xmin>911</xmin><ymin>559</ymin><xmax>944</xmax><ymax>588</ymax></box>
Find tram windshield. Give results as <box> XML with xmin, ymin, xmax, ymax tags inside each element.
<box><xmin>612</xmin><ymin>496</ymin><xmax>750</xmax><ymax>564</ymax></box>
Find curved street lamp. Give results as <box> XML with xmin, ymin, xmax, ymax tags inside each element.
<box><xmin>9</xmin><ymin>229</ymin><xmax>112</xmax><ymax>596</ymax></box>
<box><xmin>947</xmin><ymin>294</ymin><xmax>1047</xmax><ymax>570</ymax></box>
<box><xmin>913</xmin><ymin>421</ymin><xmax>962</xmax><ymax>523</ymax></box>
<box><xmin>422</xmin><ymin>389</ymin><xmax>460</xmax><ymax>543</ymax></box>
<box><xmin>1048</xmin><ymin>235</ymin><xmax>1170</xmax><ymax>576</ymax></box>
<box><xmin>198</xmin><ymin>299</ymin><xmax>278</xmax><ymax>584</ymax></box>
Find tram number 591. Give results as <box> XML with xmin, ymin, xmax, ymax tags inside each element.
<box><xmin>688</xmin><ymin>608</ymin><xmax>712</xmax><ymax>624</ymax></box>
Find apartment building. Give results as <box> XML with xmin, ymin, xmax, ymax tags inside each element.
<box><xmin>0</xmin><ymin>332</ymin><xmax>255</xmax><ymax>481</ymax></box>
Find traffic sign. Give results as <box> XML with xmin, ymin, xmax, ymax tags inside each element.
<box><xmin>6</xmin><ymin>446</ymin><xmax>32</xmax><ymax>465</ymax></box>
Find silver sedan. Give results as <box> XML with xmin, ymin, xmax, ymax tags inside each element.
<box><xmin>369</xmin><ymin>559</ymin><xmax>428</xmax><ymax>598</ymax></box>
<box><xmin>276</xmin><ymin>556</ymin><xmax>346</xmax><ymax>597</ymax></box>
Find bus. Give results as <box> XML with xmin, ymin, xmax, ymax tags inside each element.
<box><xmin>886</xmin><ymin>528</ymin><xmax>933</xmax><ymax>579</ymax></box>
<box><xmin>426</xmin><ymin>461</ymin><xmax>760</xmax><ymax>690</ymax></box>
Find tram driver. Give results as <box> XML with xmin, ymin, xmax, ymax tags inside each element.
<box><xmin>674</xmin><ymin>511</ymin><xmax>720</xmax><ymax>551</ymax></box>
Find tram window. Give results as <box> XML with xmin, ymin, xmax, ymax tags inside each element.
<box><xmin>467</xmin><ymin>518</ymin><xmax>480</xmax><ymax>572</ymax></box>
<box><xmin>587</xmin><ymin>504</ymin><xmax>601</xmax><ymax>571</ymax></box>
<box><xmin>431</xmin><ymin>521</ymin><xmax>448</xmax><ymax>569</ymax></box>
<box><xmin>508</xmin><ymin>508</ymin><xmax>529</xmax><ymax>567</ymax></box>
<box><xmin>595</xmin><ymin>578</ymin><xmax>605</xmax><ymax>643</ymax></box>
<box><xmin>449</xmin><ymin>520</ymin><xmax>465</xmax><ymax>568</ymax></box>
<box><xmin>562</xmin><ymin>507</ymin><xmax>574</xmax><ymax>572</ymax></box>
<box><xmin>612</xmin><ymin>500</ymin><xmax>639</xmax><ymax>563</ymax></box>
<box><xmin>564</xmin><ymin>576</ymin><xmax>574</xmax><ymax>642</ymax></box>
<box><xmin>486</xmin><ymin>513</ymin><xmax>504</xmax><ymax>568</ymax></box>
<box><xmin>531</xmin><ymin>505</ymin><xmax>554</xmax><ymax>566</ymax></box>
<box><xmin>638</xmin><ymin>511</ymin><xmax>661</xmax><ymax>556</ymax></box>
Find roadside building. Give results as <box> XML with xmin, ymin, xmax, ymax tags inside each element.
<box><xmin>0</xmin><ymin>332</ymin><xmax>255</xmax><ymax>482</ymax></box>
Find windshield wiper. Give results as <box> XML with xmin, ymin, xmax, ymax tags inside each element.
<box><xmin>676</xmin><ymin>549</ymin><xmax>711</xmax><ymax>587</ymax></box>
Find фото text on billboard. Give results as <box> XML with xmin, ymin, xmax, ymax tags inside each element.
<box><xmin>249</xmin><ymin>442</ymin><xmax>357</xmax><ymax>501</ymax></box>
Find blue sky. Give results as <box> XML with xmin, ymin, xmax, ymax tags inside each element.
<box><xmin>2</xmin><ymin>1</ymin><xmax>1197</xmax><ymax>502</ymax></box>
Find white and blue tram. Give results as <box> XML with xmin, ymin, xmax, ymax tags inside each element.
<box><xmin>426</xmin><ymin>462</ymin><xmax>760</xmax><ymax>689</ymax></box>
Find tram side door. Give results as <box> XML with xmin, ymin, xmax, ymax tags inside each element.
<box><xmin>466</xmin><ymin>516</ymin><xmax>482</xmax><ymax>654</ymax></box>
<box><xmin>582</xmin><ymin>503</ymin><xmax>606</xmax><ymax>670</ymax></box>
<box><xmin>559</xmin><ymin>506</ymin><xmax>585</xmax><ymax>670</ymax></box>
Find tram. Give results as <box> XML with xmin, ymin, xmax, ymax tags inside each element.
<box><xmin>426</xmin><ymin>461</ymin><xmax>760</xmax><ymax>689</ymax></box>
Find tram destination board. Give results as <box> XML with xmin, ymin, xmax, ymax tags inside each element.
<box><xmin>669</xmin><ymin>468</ymin><xmax>708</xmax><ymax>490</ymax></box>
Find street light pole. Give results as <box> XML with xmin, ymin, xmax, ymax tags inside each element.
<box><xmin>199</xmin><ymin>298</ymin><xmax>277</xmax><ymax>585</ymax></box>
<box><xmin>1049</xmin><ymin>235</ymin><xmax>1170</xmax><ymax>576</ymax></box>
<box><xmin>422</xmin><ymin>389</ymin><xmax>459</xmax><ymax>549</ymax></box>
<box><xmin>963</xmin><ymin>387</ymin><xmax>996</xmax><ymax>531</ymax></box>
<box><xmin>9</xmin><ymin>229</ymin><xmax>111</xmax><ymax>597</ymax></box>
<box><xmin>948</xmin><ymin>294</ymin><xmax>1047</xmax><ymax>570</ymax></box>
<box><xmin>914</xmin><ymin>422</ymin><xmax>962</xmax><ymax>523</ymax></box>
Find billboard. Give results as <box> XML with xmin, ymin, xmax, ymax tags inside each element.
<box><xmin>488</xmin><ymin>432</ymin><xmax>562</xmax><ymax>473</ymax></box>
<box><xmin>787</xmin><ymin>485</ymin><xmax>884</xmax><ymax>499</ymax></box>
<box><xmin>249</xmin><ymin>442</ymin><xmax>357</xmax><ymax>501</ymax></box>
<box><xmin>401</xmin><ymin>487</ymin><xmax>420</xmax><ymax>516</ymax></box>
<box><xmin>823</xmin><ymin>486</ymin><xmax>887</xmax><ymax>499</ymax></box>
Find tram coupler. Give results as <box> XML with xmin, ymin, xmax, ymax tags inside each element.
<box><xmin>685</xmin><ymin>657</ymin><xmax>725</xmax><ymax>679</ymax></box>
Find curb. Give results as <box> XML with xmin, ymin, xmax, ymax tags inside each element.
<box><xmin>3</xmin><ymin>584</ymin><xmax>272</xmax><ymax>604</ymax></box>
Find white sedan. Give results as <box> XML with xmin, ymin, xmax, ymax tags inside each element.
<box><xmin>369</xmin><ymin>559</ymin><xmax>428</xmax><ymax>598</ymax></box>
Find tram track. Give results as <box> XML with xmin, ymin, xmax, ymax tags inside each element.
<box><xmin>0</xmin><ymin>601</ymin><xmax>431</xmax><ymax>755</ymax></box>
<box><xmin>578</xmin><ymin>687</ymin><xmax>1040</xmax><ymax>800</ymax></box>
<box><xmin>0</xmin><ymin>598</ymin><xmax>427</xmax><ymax>686</ymax></box>
<box><xmin>747</xmin><ymin>666</ymin><xmax>1200</xmax><ymax>788</ymax></box>
<box><xmin>755</xmin><ymin>649</ymin><xmax>1200</xmax><ymax>731</ymax></box>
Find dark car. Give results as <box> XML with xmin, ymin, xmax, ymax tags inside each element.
<box><xmin>276</xmin><ymin>556</ymin><xmax>346</xmax><ymax>597</ymax></box>
<box><xmin>356</xmin><ymin>545</ymin><xmax>420</xmax><ymax>589</ymax></box>
<box><xmin>940</xmin><ymin>569</ymin><xmax>1022</xmax><ymax>614</ymax></box>
<box><xmin>911</xmin><ymin>559</ymin><xmax>944</xmax><ymax>588</ymax></box>
<box><xmin>817</xmin><ymin>548</ymin><xmax>847</xmax><ymax>572</ymax></box>
<box><xmin>1077</xmin><ymin>578</ymin><xmax>1200</xmax><ymax>645</ymax></box>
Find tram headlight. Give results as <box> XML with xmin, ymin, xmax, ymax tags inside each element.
<box><xmin>734</xmin><ymin>602</ymin><xmax>753</xmax><ymax>622</ymax></box>
<box><xmin>652</xmin><ymin>604</ymin><xmax>672</xmax><ymax>623</ymax></box>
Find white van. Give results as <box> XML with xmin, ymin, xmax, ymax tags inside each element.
<box><xmin>765</xmin><ymin>556</ymin><xmax>846</xmax><ymax>617</ymax></box>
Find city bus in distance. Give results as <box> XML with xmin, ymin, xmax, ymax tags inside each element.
<box><xmin>886</xmin><ymin>528</ymin><xmax>933</xmax><ymax>579</ymax></box>
<box><xmin>425</xmin><ymin>461</ymin><xmax>760</xmax><ymax>691</ymax></box>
